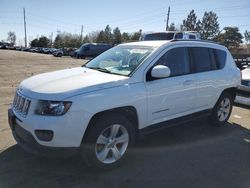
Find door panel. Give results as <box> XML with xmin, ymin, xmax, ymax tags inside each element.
<box><xmin>146</xmin><ymin>75</ymin><xmax>196</xmax><ymax>125</ymax></box>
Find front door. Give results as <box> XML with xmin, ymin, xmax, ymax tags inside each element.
<box><xmin>146</xmin><ymin>47</ymin><xmax>196</xmax><ymax>125</ymax></box>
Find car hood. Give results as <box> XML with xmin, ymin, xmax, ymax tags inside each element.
<box><xmin>19</xmin><ymin>67</ymin><xmax>128</xmax><ymax>100</ymax></box>
<box><xmin>242</xmin><ymin>68</ymin><xmax>250</xmax><ymax>80</ymax></box>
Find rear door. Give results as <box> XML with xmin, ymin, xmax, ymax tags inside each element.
<box><xmin>190</xmin><ymin>47</ymin><xmax>221</xmax><ymax>110</ymax></box>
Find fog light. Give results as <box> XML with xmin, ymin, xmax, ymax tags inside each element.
<box><xmin>35</xmin><ymin>130</ymin><xmax>54</xmax><ymax>141</ymax></box>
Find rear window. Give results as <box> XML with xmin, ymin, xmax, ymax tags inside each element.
<box><xmin>189</xmin><ymin>35</ymin><xmax>196</xmax><ymax>39</ymax></box>
<box><xmin>174</xmin><ymin>33</ymin><xmax>183</xmax><ymax>39</ymax></box>
<box><xmin>191</xmin><ymin>47</ymin><xmax>212</xmax><ymax>72</ymax></box>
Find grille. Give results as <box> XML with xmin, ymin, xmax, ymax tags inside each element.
<box><xmin>12</xmin><ymin>92</ymin><xmax>31</xmax><ymax>117</ymax></box>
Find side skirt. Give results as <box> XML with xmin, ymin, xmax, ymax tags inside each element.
<box><xmin>139</xmin><ymin>109</ymin><xmax>212</xmax><ymax>136</ymax></box>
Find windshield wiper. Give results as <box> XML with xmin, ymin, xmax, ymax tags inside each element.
<box><xmin>87</xmin><ymin>67</ymin><xmax>112</xmax><ymax>73</ymax></box>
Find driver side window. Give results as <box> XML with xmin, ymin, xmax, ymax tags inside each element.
<box><xmin>156</xmin><ymin>47</ymin><xmax>190</xmax><ymax>77</ymax></box>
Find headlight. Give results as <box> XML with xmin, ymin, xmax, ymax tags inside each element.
<box><xmin>35</xmin><ymin>100</ymin><xmax>72</xmax><ymax>116</ymax></box>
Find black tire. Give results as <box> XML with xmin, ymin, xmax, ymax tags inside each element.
<box><xmin>210</xmin><ymin>92</ymin><xmax>233</xmax><ymax>126</ymax></box>
<box><xmin>81</xmin><ymin>113</ymin><xmax>135</xmax><ymax>170</ymax></box>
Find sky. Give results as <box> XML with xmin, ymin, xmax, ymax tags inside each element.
<box><xmin>1</xmin><ymin>0</ymin><xmax>250</xmax><ymax>46</ymax></box>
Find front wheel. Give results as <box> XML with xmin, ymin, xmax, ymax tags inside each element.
<box><xmin>81</xmin><ymin>114</ymin><xmax>135</xmax><ymax>170</ymax></box>
<box><xmin>210</xmin><ymin>93</ymin><xmax>233</xmax><ymax>126</ymax></box>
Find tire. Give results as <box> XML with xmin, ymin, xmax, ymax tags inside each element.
<box><xmin>81</xmin><ymin>113</ymin><xmax>135</xmax><ymax>170</ymax></box>
<box><xmin>210</xmin><ymin>92</ymin><xmax>233</xmax><ymax>126</ymax></box>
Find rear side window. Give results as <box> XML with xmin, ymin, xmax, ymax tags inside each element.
<box><xmin>156</xmin><ymin>47</ymin><xmax>190</xmax><ymax>77</ymax></box>
<box><xmin>174</xmin><ymin>33</ymin><xmax>183</xmax><ymax>39</ymax></box>
<box><xmin>191</xmin><ymin>47</ymin><xmax>211</xmax><ymax>72</ymax></box>
<box><xmin>214</xmin><ymin>49</ymin><xmax>227</xmax><ymax>69</ymax></box>
<box><xmin>189</xmin><ymin>35</ymin><xmax>196</xmax><ymax>39</ymax></box>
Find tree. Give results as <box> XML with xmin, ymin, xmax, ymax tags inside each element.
<box><xmin>122</xmin><ymin>32</ymin><xmax>130</xmax><ymax>42</ymax></box>
<box><xmin>130</xmin><ymin>29</ymin><xmax>142</xmax><ymax>41</ymax></box>
<box><xmin>83</xmin><ymin>35</ymin><xmax>90</xmax><ymax>43</ymax></box>
<box><xmin>244</xmin><ymin>30</ymin><xmax>250</xmax><ymax>45</ymax></box>
<box><xmin>200</xmin><ymin>11</ymin><xmax>220</xmax><ymax>40</ymax></box>
<box><xmin>96</xmin><ymin>31</ymin><xmax>106</xmax><ymax>43</ymax></box>
<box><xmin>53</xmin><ymin>32</ymin><xmax>81</xmax><ymax>48</ymax></box>
<box><xmin>168</xmin><ymin>22</ymin><xmax>177</xmax><ymax>31</ymax></box>
<box><xmin>30</xmin><ymin>38</ymin><xmax>39</xmax><ymax>47</ymax></box>
<box><xmin>214</xmin><ymin>27</ymin><xmax>243</xmax><ymax>53</ymax></box>
<box><xmin>38</xmin><ymin>36</ymin><xmax>50</xmax><ymax>47</ymax></box>
<box><xmin>104</xmin><ymin>25</ymin><xmax>112</xmax><ymax>43</ymax></box>
<box><xmin>30</xmin><ymin>36</ymin><xmax>50</xmax><ymax>47</ymax></box>
<box><xmin>7</xmin><ymin>31</ymin><xmax>16</xmax><ymax>46</ymax></box>
<box><xmin>182</xmin><ymin>10</ymin><xmax>199</xmax><ymax>31</ymax></box>
<box><xmin>53</xmin><ymin>35</ymin><xmax>63</xmax><ymax>48</ymax></box>
<box><xmin>112</xmin><ymin>27</ymin><xmax>122</xmax><ymax>44</ymax></box>
<box><xmin>87</xmin><ymin>31</ymin><xmax>100</xmax><ymax>43</ymax></box>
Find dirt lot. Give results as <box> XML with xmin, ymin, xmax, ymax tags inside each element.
<box><xmin>0</xmin><ymin>50</ymin><xmax>250</xmax><ymax>188</ymax></box>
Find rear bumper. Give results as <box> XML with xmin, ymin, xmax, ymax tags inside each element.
<box><xmin>237</xmin><ymin>84</ymin><xmax>250</xmax><ymax>98</ymax></box>
<box><xmin>235</xmin><ymin>85</ymin><xmax>250</xmax><ymax>106</ymax></box>
<box><xmin>8</xmin><ymin>109</ymin><xmax>79</xmax><ymax>158</ymax></box>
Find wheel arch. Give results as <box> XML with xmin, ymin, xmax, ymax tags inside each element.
<box><xmin>221</xmin><ymin>87</ymin><xmax>237</xmax><ymax>100</ymax></box>
<box><xmin>82</xmin><ymin>106</ymin><xmax>139</xmax><ymax>143</ymax></box>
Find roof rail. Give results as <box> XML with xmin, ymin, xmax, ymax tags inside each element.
<box><xmin>170</xmin><ymin>39</ymin><xmax>219</xmax><ymax>44</ymax></box>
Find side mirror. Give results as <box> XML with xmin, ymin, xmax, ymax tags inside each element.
<box><xmin>151</xmin><ymin>65</ymin><xmax>171</xmax><ymax>79</ymax></box>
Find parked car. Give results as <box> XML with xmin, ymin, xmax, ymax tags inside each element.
<box><xmin>75</xmin><ymin>43</ymin><xmax>112</xmax><ymax>59</ymax></box>
<box><xmin>53</xmin><ymin>49</ymin><xmax>64</xmax><ymax>57</ymax></box>
<box><xmin>8</xmin><ymin>40</ymin><xmax>240</xmax><ymax>169</ymax></box>
<box><xmin>140</xmin><ymin>31</ymin><xmax>201</xmax><ymax>41</ymax></box>
<box><xmin>235</xmin><ymin>66</ymin><xmax>250</xmax><ymax>105</ymax></box>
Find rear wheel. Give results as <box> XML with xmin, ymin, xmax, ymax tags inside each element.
<box><xmin>210</xmin><ymin>93</ymin><xmax>233</xmax><ymax>126</ymax></box>
<box><xmin>81</xmin><ymin>114</ymin><xmax>135</xmax><ymax>170</ymax></box>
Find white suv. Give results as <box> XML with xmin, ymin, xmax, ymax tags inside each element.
<box><xmin>8</xmin><ymin>40</ymin><xmax>240</xmax><ymax>169</ymax></box>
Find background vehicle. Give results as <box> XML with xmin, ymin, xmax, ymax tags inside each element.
<box><xmin>235</xmin><ymin>66</ymin><xmax>250</xmax><ymax>105</ymax></box>
<box><xmin>53</xmin><ymin>49</ymin><xmax>64</xmax><ymax>57</ymax></box>
<box><xmin>75</xmin><ymin>43</ymin><xmax>112</xmax><ymax>59</ymax></box>
<box><xmin>140</xmin><ymin>31</ymin><xmax>201</xmax><ymax>41</ymax></box>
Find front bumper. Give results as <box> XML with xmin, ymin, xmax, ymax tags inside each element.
<box><xmin>8</xmin><ymin>109</ymin><xmax>79</xmax><ymax>158</ymax></box>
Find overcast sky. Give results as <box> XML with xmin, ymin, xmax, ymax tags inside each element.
<box><xmin>1</xmin><ymin>0</ymin><xmax>250</xmax><ymax>46</ymax></box>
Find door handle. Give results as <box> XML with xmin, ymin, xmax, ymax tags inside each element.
<box><xmin>183</xmin><ymin>80</ymin><xmax>194</xmax><ymax>85</ymax></box>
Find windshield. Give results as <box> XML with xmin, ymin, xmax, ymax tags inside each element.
<box><xmin>85</xmin><ymin>46</ymin><xmax>154</xmax><ymax>76</ymax></box>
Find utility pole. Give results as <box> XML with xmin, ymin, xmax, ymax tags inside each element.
<box><xmin>166</xmin><ymin>6</ymin><xmax>170</xmax><ymax>31</ymax></box>
<box><xmin>50</xmin><ymin>32</ymin><xmax>53</xmax><ymax>47</ymax></box>
<box><xmin>80</xmin><ymin>25</ymin><xmax>83</xmax><ymax>42</ymax></box>
<box><xmin>23</xmin><ymin>8</ymin><xmax>27</xmax><ymax>47</ymax></box>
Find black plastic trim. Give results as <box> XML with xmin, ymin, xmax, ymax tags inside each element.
<box><xmin>139</xmin><ymin>109</ymin><xmax>212</xmax><ymax>135</ymax></box>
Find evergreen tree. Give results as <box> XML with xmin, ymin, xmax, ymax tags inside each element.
<box><xmin>112</xmin><ymin>27</ymin><xmax>122</xmax><ymax>44</ymax></box>
<box><xmin>200</xmin><ymin>11</ymin><xmax>220</xmax><ymax>40</ymax></box>
<box><xmin>214</xmin><ymin>27</ymin><xmax>243</xmax><ymax>50</ymax></box>
<box><xmin>182</xmin><ymin>10</ymin><xmax>199</xmax><ymax>31</ymax></box>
